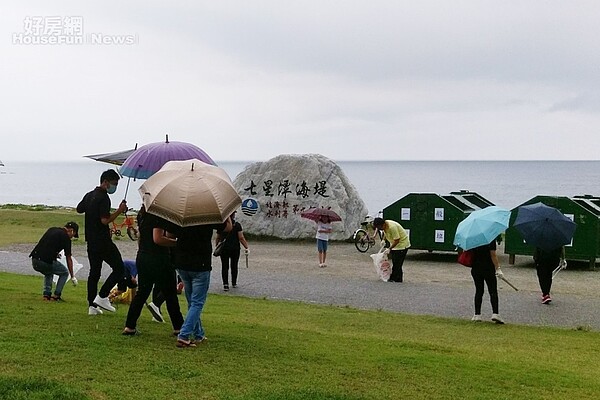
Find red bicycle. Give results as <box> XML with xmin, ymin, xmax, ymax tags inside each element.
<box><xmin>110</xmin><ymin>210</ymin><xmax>139</xmax><ymax>241</ymax></box>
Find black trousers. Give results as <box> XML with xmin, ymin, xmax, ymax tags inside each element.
<box><xmin>221</xmin><ymin>249</ymin><xmax>241</xmax><ymax>286</ymax></box>
<box><xmin>536</xmin><ymin>262</ymin><xmax>555</xmax><ymax>296</ymax></box>
<box><xmin>152</xmin><ymin>273</ymin><xmax>182</xmax><ymax>308</ymax></box>
<box><xmin>471</xmin><ymin>268</ymin><xmax>499</xmax><ymax>314</ymax></box>
<box><xmin>389</xmin><ymin>249</ymin><xmax>408</xmax><ymax>282</ymax></box>
<box><xmin>125</xmin><ymin>252</ymin><xmax>183</xmax><ymax>331</ymax></box>
<box><xmin>87</xmin><ymin>241</ymin><xmax>125</xmax><ymax>306</ymax></box>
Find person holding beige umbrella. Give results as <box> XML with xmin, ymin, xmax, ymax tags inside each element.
<box><xmin>122</xmin><ymin>204</ymin><xmax>183</xmax><ymax>336</ymax></box>
<box><xmin>133</xmin><ymin>159</ymin><xmax>241</xmax><ymax>347</ymax></box>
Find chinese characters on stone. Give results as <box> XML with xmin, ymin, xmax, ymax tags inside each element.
<box><xmin>243</xmin><ymin>179</ymin><xmax>331</xmax><ymax>219</ymax></box>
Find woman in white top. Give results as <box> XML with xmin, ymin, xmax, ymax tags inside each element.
<box><xmin>315</xmin><ymin>215</ymin><xmax>332</xmax><ymax>268</ymax></box>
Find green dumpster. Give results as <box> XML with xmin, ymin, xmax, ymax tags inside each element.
<box><xmin>505</xmin><ymin>195</ymin><xmax>600</xmax><ymax>268</ymax></box>
<box><xmin>382</xmin><ymin>190</ymin><xmax>495</xmax><ymax>252</ymax></box>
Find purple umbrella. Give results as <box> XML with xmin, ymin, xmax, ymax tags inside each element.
<box><xmin>119</xmin><ymin>134</ymin><xmax>216</xmax><ymax>179</ymax></box>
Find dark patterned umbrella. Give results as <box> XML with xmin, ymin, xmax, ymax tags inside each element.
<box><xmin>84</xmin><ymin>148</ymin><xmax>136</xmax><ymax>166</ymax></box>
<box><xmin>513</xmin><ymin>202</ymin><xmax>576</xmax><ymax>251</ymax></box>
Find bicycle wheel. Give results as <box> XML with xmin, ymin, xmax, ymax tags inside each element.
<box><xmin>127</xmin><ymin>226</ymin><xmax>139</xmax><ymax>241</ymax></box>
<box><xmin>354</xmin><ymin>229</ymin><xmax>370</xmax><ymax>253</ymax></box>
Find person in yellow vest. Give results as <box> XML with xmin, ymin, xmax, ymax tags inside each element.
<box><xmin>373</xmin><ymin>218</ymin><xmax>411</xmax><ymax>282</ymax></box>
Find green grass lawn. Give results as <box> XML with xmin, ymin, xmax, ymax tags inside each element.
<box><xmin>0</xmin><ymin>206</ymin><xmax>84</xmax><ymax>247</ymax></box>
<box><xmin>2</xmin><ymin>205</ymin><xmax>600</xmax><ymax>399</ymax></box>
<box><xmin>1</xmin><ymin>272</ymin><xmax>600</xmax><ymax>400</ymax></box>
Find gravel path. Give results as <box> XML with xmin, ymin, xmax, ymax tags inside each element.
<box><xmin>2</xmin><ymin>239</ymin><xmax>600</xmax><ymax>330</ymax></box>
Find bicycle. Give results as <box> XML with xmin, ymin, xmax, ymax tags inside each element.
<box><xmin>353</xmin><ymin>216</ymin><xmax>384</xmax><ymax>253</ymax></box>
<box><xmin>110</xmin><ymin>209</ymin><xmax>139</xmax><ymax>241</ymax></box>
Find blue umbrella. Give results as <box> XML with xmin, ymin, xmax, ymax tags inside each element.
<box><xmin>453</xmin><ymin>206</ymin><xmax>511</xmax><ymax>250</ymax></box>
<box><xmin>513</xmin><ymin>202</ymin><xmax>576</xmax><ymax>251</ymax></box>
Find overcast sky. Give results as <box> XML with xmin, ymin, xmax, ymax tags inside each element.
<box><xmin>2</xmin><ymin>1</ymin><xmax>600</xmax><ymax>162</ymax></box>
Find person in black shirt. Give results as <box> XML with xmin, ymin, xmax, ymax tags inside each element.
<box><xmin>533</xmin><ymin>246</ymin><xmax>565</xmax><ymax>304</ymax></box>
<box><xmin>173</xmin><ymin>218</ymin><xmax>231</xmax><ymax>347</ymax></box>
<box><xmin>216</xmin><ymin>212</ymin><xmax>249</xmax><ymax>291</ymax></box>
<box><xmin>30</xmin><ymin>222</ymin><xmax>79</xmax><ymax>301</ymax></box>
<box><xmin>122</xmin><ymin>206</ymin><xmax>183</xmax><ymax>336</ymax></box>
<box><xmin>77</xmin><ymin>169</ymin><xmax>128</xmax><ymax>315</ymax></box>
<box><xmin>470</xmin><ymin>238</ymin><xmax>505</xmax><ymax>324</ymax></box>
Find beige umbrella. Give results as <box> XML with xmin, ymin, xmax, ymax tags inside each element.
<box><xmin>139</xmin><ymin>159</ymin><xmax>241</xmax><ymax>227</ymax></box>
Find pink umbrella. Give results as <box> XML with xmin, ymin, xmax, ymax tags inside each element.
<box><xmin>300</xmin><ymin>207</ymin><xmax>342</xmax><ymax>222</ymax></box>
<box><xmin>120</xmin><ymin>134</ymin><xmax>216</xmax><ymax>180</ymax></box>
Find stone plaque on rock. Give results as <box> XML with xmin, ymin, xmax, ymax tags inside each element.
<box><xmin>233</xmin><ymin>154</ymin><xmax>369</xmax><ymax>240</ymax></box>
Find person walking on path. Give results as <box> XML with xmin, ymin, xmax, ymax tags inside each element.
<box><xmin>533</xmin><ymin>246</ymin><xmax>565</xmax><ymax>304</ymax></box>
<box><xmin>122</xmin><ymin>207</ymin><xmax>183</xmax><ymax>336</ymax></box>
<box><xmin>470</xmin><ymin>238</ymin><xmax>505</xmax><ymax>324</ymax></box>
<box><xmin>77</xmin><ymin>169</ymin><xmax>128</xmax><ymax>315</ymax></box>
<box><xmin>174</xmin><ymin>218</ymin><xmax>231</xmax><ymax>347</ymax></box>
<box><xmin>313</xmin><ymin>215</ymin><xmax>332</xmax><ymax>268</ymax></box>
<box><xmin>372</xmin><ymin>218</ymin><xmax>410</xmax><ymax>282</ymax></box>
<box><xmin>216</xmin><ymin>212</ymin><xmax>249</xmax><ymax>290</ymax></box>
<box><xmin>29</xmin><ymin>222</ymin><xmax>79</xmax><ymax>301</ymax></box>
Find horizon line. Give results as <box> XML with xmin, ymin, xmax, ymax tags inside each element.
<box><xmin>3</xmin><ymin>158</ymin><xmax>600</xmax><ymax>164</ymax></box>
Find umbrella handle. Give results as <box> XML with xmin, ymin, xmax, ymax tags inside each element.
<box><xmin>552</xmin><ymin>265</ymin><xmax>565</xmax><ymax>280</ymax></box>
<box><xmin>123</xmin><ymin>176</ymin><xmax>131</xmax><ymax>204</ymax></box>
<box><xmin>499</xmin><ymin>275</ymin><xmax>519</xmax><ymax>291</ymax></box>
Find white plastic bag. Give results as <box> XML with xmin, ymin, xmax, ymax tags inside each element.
<box><xmin>53</xmin><ymin>250</ymin><xmax>83</xmax><ymax>284</ymax></box>
<box><xmin>370</xmin><ymin>247</ymin><xmax>392</xmax><ymax>282</ymax></box>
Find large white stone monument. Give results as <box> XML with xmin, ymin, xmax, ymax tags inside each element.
<box><xmin>233</xmin><ymin>154</ymin><xmax>369</xmax><ymax>240</ymax></box>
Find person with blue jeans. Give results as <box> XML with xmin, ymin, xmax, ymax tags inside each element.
<box><xmin>314</xmin><ymin>215</ymin><xmax>332</xmax><ymax>268</ymax></box>
<box><xmin>30</xmin><ymin>221</ymin><xmax>80</xmax><ymax>301</ymax></box>
<box><xmin>173</xmin><ymin>218</ymin><xmax>231</xmax><ymax>348</ymax></box>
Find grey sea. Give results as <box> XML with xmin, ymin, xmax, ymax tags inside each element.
<box><xmin>1</xmin><ymin>160</ymin><xmax>599</xmax><ymax>215</ymax></box>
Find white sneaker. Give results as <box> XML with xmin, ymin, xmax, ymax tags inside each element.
<box><xmin>491</xmin><ymin>314</ymin><xmax>505</xmax><ymax>324</ymax></box>
<box><xmin>93</xmin><ymin>295</ymin><xmax>116</xmax><ymax>312</ymax></box>
<box><xmin>88</xmin><ymin>306</ymin><xmax>103</xmax><ymax>315</ymax></box>
<box><xmin>146</xmin><ymin>302</ymin><xmax>164</xmax><ymax>323</ymax></box>
<box><xmin>471</xmin><ymin>314</ymin><xmax>482</xmax><ymax>322</ymax></box>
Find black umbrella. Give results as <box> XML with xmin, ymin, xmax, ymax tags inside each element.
<box><xmin>84</xmin><ymin>147</ymin><xmax>137</xmax><ymax>166</ymax></box>
<box><xmin>84</xmin><ymin>145</ymin><xmax>138</xmax><ymax>200</ymax></box>
<box><xmin>513</xmin><ymin>202</ymin><xmax>576</xmax><ymax>251</ymax></box>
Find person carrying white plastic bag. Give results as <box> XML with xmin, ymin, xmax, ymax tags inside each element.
<box><xmin>54</xmin><ymin>250</ymin><xmax>83</xmax><ymax>285</ymax></box>
<box><xmin>30</xmin><ymin>221</ymin><xmax>80</xmax><ymax>301</ymax></box>
<box><xmin>370</xmin><ymin>245</ymin><xmax>392</xmax><ymax>282</ymax></box>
